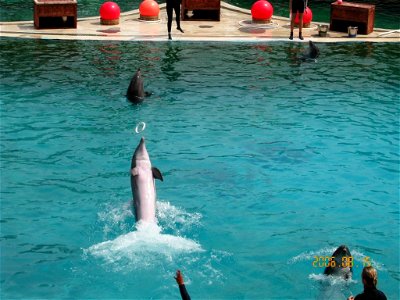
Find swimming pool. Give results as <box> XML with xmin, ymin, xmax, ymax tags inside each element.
<box><xmin>1</xmin><ymin>38</ymin><xmax>399</xmax><ymax>299</ymax></box>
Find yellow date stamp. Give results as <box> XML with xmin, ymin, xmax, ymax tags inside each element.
<box><xmin>312</xmin><ymin>256</ymin><xmax>372</xmax><ymax>268</ymax></box>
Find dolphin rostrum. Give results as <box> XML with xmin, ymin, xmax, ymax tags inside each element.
<box><xmin>324</xmin><ymin>245</ymin><xmax>353</xmax><ymax>280</ymax></box>
<box><xmin>126</xmin><ymin>68</ymin><xmax>151</xmax><ymax>103</ymax></box>
<box><xmin>130</xmin><ymin>137</ymin><xmax>163</xmax><ymax>223</ymax></box>
<box><xmin>300</xmin><ymin>40</ymin><xmax>320</xmax><ymax>61</ymax></box>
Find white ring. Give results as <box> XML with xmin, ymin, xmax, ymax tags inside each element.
<box><xmin>135</xmin><ymin>122</ymin><xmax>146</xmax><ymax>134</ymax></box>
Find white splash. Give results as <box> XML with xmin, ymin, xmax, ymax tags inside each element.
<box><xmin>309</xmin><ymin>273</ymin><xmax>357</xmax><ymax>285</ymax></box>
<box><xmin>157</xmin><ymin>201</ymin><xmax>202</xmax><ymax>234</ymax></box>
<box><xmin>350</xmin><ymin>249</ymin><xmax>385</xmax><ymax>271</ymax></box>
<box><xmin>97</xmin><ymin>202</ymin><xmax>134</xmax><ymax>236</ymax></box>
<box><xmin>86</xmin><ymin>221</ymin><xmax>203</xmax><ymax>271</ymax></box>
<box><xmin>288</xmin><ymin>247</ymin><xmax>337</xmax><ymax>264</ymax></box>
<box><xmin>85</xmin><ymin>201</ymin><xmax>204</xmax><ymax>271</ymax></box>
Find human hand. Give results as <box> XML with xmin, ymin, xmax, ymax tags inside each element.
<box><xmin>175</xmin><ymin>270</ymin><xmax>184</xmax><ymax>285</ymax></box>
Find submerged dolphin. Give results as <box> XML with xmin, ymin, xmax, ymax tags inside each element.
<box><xmin>130</xmin><ymin>137</ymin><xmax>163</xmax><ymax>223</ymax></box>
<box><xmin>300</xmin><ymin>40</ymin><xmax>320</xmax><ymax>61</ymax></box>
<box><xmin>324</xmin><ymin>245</ymin><xmax>353</xmax><ymax>280</ymax></box>
<box><xmin>126</xmin><ymin>68</ymin><xmax>151</xmax><ymax>103</ymax></box>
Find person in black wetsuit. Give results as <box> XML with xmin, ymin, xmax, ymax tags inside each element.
<box><xmin>167</xmin><ymin>0</ymin><xmax>184</xmax><ymax>40</ymax></box>
<box><xmin>347</xmin><ymin>266</ymin><xmax>387</xmax><ymax>300</ymax></box>
<box><xmin>289</xmin><ymin>0</ymin><xmax>305</xmax><ymax>40</ymax></box>
<box><xmin>175</xmin><ymin>270</ymin><xmax>191</xmax><ymax>300</ymax></box>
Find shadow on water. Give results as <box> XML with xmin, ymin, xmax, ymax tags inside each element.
<box><xmin>161</xmin><ymin>44</ymin><xmax>183</xmax><ymax>82</ymax></box>
<box><xmin>285</xmin><ymin>43</ymin><xmax>303</xmax><ymax>67</ymax></box>
<box><xmin>339</xmin><ymin>42</ymin><xmax>375</xmax><ymax>58</ymax></box>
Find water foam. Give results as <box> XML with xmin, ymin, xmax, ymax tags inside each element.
<box><xmin>85</xmin><ymin>200</ymin><xmax>204</xmax><ymax>272</ymax></box>
<box><xmin>156</xmin><ymin>201</ymin><xmax>202</xmax><ymax>234</ymax></box>
<box><xmin>350</xmin><ymin>249</ymin><xmax>385</xmax><ymax>271</ymax></box>
<box><xmin>288</xmin><ymin>247</ymin><xmax>336</xmax><ymax>264</ymax></box>
<box><xmin>308</xmin><ymin>273</ymin><xmax>357</xmax><ymax>285</ymax></box>
<box><xmin>97</xmin><ymin>202</ymin><xmax>134</xmax><ymax>237</ymax></box>
<box><xmin>87</xmin><ymin>221</ymin><xmax>203</xmax><ymax>270</ymax></box>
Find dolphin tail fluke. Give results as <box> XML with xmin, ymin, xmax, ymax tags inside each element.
<box><xmin>152</xmin><ymin>167</ymin><xmax>163</xmax><ymax>181</ymax></box>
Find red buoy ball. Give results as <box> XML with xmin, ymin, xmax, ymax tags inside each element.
<box><xmin>295</xmin><ymin>7</ymin><xmax>313</xmax><ymax>26</ymax></box>
<box><xmin>251</xmin><ymin>0</ymin><xmax>274</xmax><ymax>23</ymax></box>
<box><xmin>99</xmin><ymin>2</ymin><xmax>120</xmax><ymax>20</ymax></box>
<box><xmin>139</xmin><ymin>0</ymin><xmax>160</xmax><ymax>20</ymax></box>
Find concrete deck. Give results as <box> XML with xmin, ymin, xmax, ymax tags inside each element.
<box><xmin>1</xmin><ymin>2</ymin><xmax>399</xmax><ymax>42</ymax></box>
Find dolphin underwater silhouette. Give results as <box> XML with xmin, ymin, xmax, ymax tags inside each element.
<box><xmin>126</xmin><ymin>68</ymin><xmax>151</xmax><ymax>103</ymax></box>
<box><xmin>300</xmin><ymin>40</ymin><xmax>320</xmax><ymax>61</ymax></box>
<box><xmin>324</xmin><ymin>245</ymin><xmax>353</xmax><ymax>280</ymax></box>
<box><xmin>130</xmin><ymin>137</ymin><xmax>163</xmax><ymax>223</ymax></box>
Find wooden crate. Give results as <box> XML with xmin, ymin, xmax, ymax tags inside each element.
<box><xmin>330</xmin><ymin>1</ymin><xmax>375</xmax><ymax>35</ymax></box>
<box><xmin>181</xmin><ymin>0</ymin><xmax>221</xmax><ymax>21</ymax></box>
<box><xmin>34</xmin><ymin>0</ymin><xmax>77</xmax><ymax>29</ymax></box>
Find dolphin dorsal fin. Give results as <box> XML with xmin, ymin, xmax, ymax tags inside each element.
<box><xmin>152</xmin><ymin>167</ymin><xmax>163</xmax><ymax>181</ymax></box>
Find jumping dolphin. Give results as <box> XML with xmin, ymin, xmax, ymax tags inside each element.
<box><xmin>126</xmin><ymin>69</ymin><xmax>151</xmax><ymax>103</ymax></box>
<box><xmin>130</xmin><ymin>137</ymin><xmax>163</xmax><ymax>223</ymax></box>
<box><xmin>324</xmin><ymin>245</ymin><xmax>353</xmax><ymax>280</ymax></box>
<box><xmin>300</xmin><ymin>40</ymin><xmax>320</xmax><ymax>61</ymax></box>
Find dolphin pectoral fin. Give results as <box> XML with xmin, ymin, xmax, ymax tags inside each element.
<box><xmin>152</xmin><ymin>167</ymin><xmax>163</xmax><ymax>181</ymax></box>
<box><xmin>131</xmin><ymin>167</ymin><xmax>139</xmax><ymax>176</ymax></box>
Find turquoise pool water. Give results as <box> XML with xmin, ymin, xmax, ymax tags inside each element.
<box><xmin>1</xmin><ymin>0</ymin><xmax>399</xmax><ymax>29</ymax></box>
<box><xmin>1</xmin><ymin>39</ymin><xmax>399</xmax><ymax>299</ymax></box>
